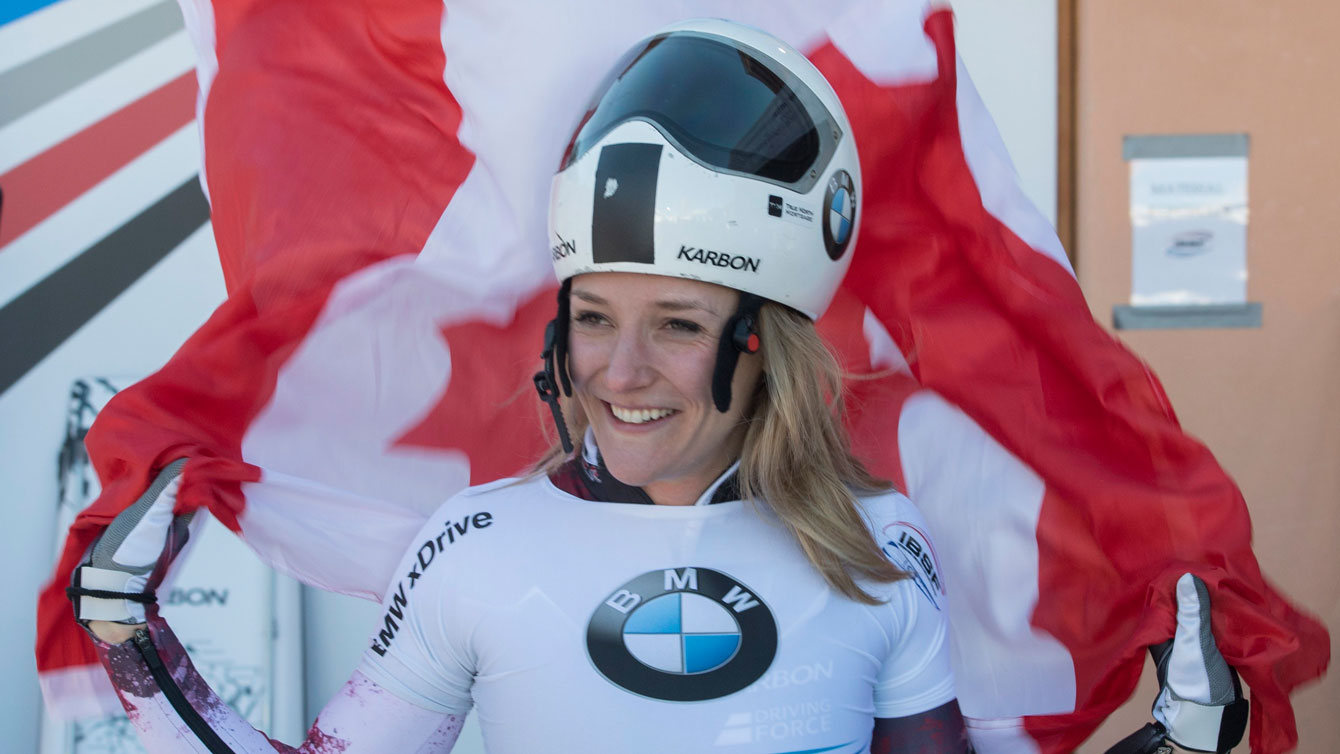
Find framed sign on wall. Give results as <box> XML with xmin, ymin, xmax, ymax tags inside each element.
<box><xmin>1114</xmin><ymin>133</ymin><xmax>1260</xmax><ymax>329</ymax></box>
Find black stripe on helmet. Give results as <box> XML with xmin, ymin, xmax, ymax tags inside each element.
<box><xmin>592</xmin><ymin>142</ymin><xmax>662</xmax><ymax>265</ymax></box>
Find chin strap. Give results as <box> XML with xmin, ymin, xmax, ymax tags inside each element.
<box><xmin>554</xmin><ymin>277</ymin><xmax>572</xmax><ymax>396</ymax></box>
<box><xmin>534</xmin><ymin>279</ymin><xmax>574</xmax><ymax>453</ymax></box>
<box><xmin>711</xmin><ymin>293</ymin><xmax>763</xmax><ymax>413</ymax></box>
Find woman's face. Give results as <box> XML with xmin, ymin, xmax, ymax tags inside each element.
<box><xmin>567</xmin><ymin>272</ymin><xmax>762</xmax><ymax>505</ymax></box>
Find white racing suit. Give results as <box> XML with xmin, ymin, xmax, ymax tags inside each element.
<box><xmin>91</xmin><ymin>451</ymin><xmax>955</xmax><ymax>753</ymax></box>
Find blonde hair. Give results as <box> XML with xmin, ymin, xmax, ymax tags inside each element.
<box><xmin>532</xmin><ymin>301</ymin><xmax>905</xmax><ymax>603</ymax></box>
<box><xmin>740</xmin><ymin>303</ymin><xmax>906</xmax><ymax>603</ymax></box>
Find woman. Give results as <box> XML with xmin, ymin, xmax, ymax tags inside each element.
<box><xmin>72</xmin><ymin>20</ymin><xmax>969</xmax><ymax>753</ymax></box>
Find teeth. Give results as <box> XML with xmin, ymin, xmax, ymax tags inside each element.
<box><xmin>611</xmin><ymin>405</ymin><xmax>675</xmax><ymax>424</ymax></box>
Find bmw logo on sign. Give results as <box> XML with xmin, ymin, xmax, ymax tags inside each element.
<box><xmin>587</xmin><ymin>567</ymin><xmax>777</xmax><ymax>702</ymax></box>
<box><xmin>822</xmin><ymin>170</ymin><xmax>857</xmax><ymax>260</ymax></box>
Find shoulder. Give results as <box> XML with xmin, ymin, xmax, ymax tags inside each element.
<box><xmin>856</xmin><ymin>489</ymin><xmax>947</xmax><ymax>609</ymax></box>
<box><xmin>420</xmin><ymin>474</ymin><xmax>549</xmax><ymax>519</ymax></box>
<box><xmin>401</xmin><ymin>476</ymin><xmax>548</xmax><ymax>567</ymax></box>
<box><xmin>855</xmin><ymin>488</ymin><xmax>937</xmax><ymax>552</ymax></box>
<box><xmin>453</xmin><ymin>474</ymin><xmax>542</xmax><ymax>500</ymax></box>
<box><xmin>854</xmin><ymin>488</ymin><xmax>923</xmax><ymax>527</ymax></box>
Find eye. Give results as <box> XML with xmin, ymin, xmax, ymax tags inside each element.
<box><xmin>665</xmin><ymin>318</ymin><xmax>704</xmax><ymax>334</ymax></box>
<box><xmin>572</xmin><ymin>310</ymin><xmax>610</xmax><ymax>327</ymax></box>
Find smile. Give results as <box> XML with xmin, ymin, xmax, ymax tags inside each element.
<box><xmin>608</xmin><ymin>404</ymin><xmax>678</xmax><ymax>425</ymax></box>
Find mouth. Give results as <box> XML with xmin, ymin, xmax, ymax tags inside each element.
<box><xmin>607</xmin><ymin>402</ymin><xmax>678</xmax><ymax>426</ymax></box>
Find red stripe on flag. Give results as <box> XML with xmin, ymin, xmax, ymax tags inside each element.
<box><xmin>0</xmin><ymin>72</ymin><xmax>197</xmax><ymax>249</ymax></box>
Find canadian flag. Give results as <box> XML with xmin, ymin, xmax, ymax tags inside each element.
<box><xmin>36</xmin><ymin>1</ymin><xmax>1327</xmax><ymax>752</ymax></box>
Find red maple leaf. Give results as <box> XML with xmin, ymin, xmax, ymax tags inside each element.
<box><xmin>394</xmin><ymin>287</ymin><xmax>559</xmax><ymax>485</ymax></box>
<box><xmin>395</xmin><ymin>283</ymin><xmax>917</xmax><ymax>488</ymax></box>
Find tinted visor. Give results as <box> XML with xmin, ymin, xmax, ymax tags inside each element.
<box><xmin>561</xmin><ymin>33</ymin><xmax>839</xmax><ymax>191</ymax></box>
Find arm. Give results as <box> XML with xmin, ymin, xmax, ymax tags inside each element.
<box><xmin>93</xmin><ymin>618</ymin><xmax>462</xmax><ymax>754</ymax></box>
<box><xmin>1106</xmin><ymin>574</ymin><xmax>1248</xmax><ymax>754</ymax></box>
<box><xmin>872</xmin><ymin>700</ymin><xmax>972</xmax><ymax>754</ymax></box>
<box><xmin>73</xmin><ymin>463</ymin><xmax>466</xmax><ymax>754</ymax></box>
<box><xmin>868</xmin><ymin>499</ymin><xmax>966</xmax><ymax>752</ymax></box>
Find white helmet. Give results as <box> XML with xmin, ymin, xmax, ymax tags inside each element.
<box><xmin>549</xmin><ymin>18</ymin><xmax>860</xmax><ymax>320</ymax></box>
<box><xmin>536</xmin><ymin>19</ymin><xmax>860</xmax><ymax>449</ymax></box>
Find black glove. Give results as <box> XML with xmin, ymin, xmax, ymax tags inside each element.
<box><xmin>68</xmin><ymin>459</ymin><xmax>195</xmax><ymax>630</ymax></box>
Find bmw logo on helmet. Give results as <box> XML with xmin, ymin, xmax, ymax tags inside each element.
<box><xmin>822</xmin><ymin>170</ymin><xmax>856</xmax><ymax>260</ymax></box>
<box><xmin>587</xmin><ymin>567</ymin><xmax>777</xmax><ymax>702</ymax></box>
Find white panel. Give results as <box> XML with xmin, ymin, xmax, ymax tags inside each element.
<box><xmin>6</xmin><ymin>223</ymin><xmax>224</xmax><ymax>754</ymax></box>
<box><xmin>0</xmin><ymin>123</ymin><xmax>200</xmax><ymax>309</ymax></box>
<box><xmin>862</xmin><ymin>308</ymin><xmax>910</xmax><ymax>374</ymax></box>
<box><xmin>0</xmin><ymin>30</ymin><xmax>193</xmax><ymax>174</ymax></box>
<box><xmin>0</xmin><ymin>0</ymin><xmax>164</xmax><ymax>73</ymax></box>
<box><xmin>270</xmin><ymin>573</ymin><xmax>307</xmax><ymax>745</ymax></box>
<box><xmin>827</xmin><ymin>0</ymin><xmax>939</xmax><ymax>84</ymax></box>
<box><xmin>300</xmin><ymin>588</ymin><xmax>381</xmax><ymax>721</ymax></box>
<box><xmin>950</xmin><ymin>0</ymin><xmax>1058</xmax><ymax>225</ymax></box>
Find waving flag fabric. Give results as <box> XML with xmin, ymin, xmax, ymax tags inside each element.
<box><xmin>36</xmin><ymin>1</ymin><xmax>1327</xmax><ymax>752</ymax></box>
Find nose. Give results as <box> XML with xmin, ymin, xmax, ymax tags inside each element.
<box><xmin>603</xmin><ymin>327</ymin><xmax>656</xmax><ymax>393</ymax></box>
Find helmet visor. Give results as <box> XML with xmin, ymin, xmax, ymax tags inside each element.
<box><xmin>561</xmin><ymin>33</ymin><xmax>840</xmax><ymax>192</ymax></box>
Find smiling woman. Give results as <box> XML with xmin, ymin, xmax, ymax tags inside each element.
<box><xmin>73</xmin><ymin>17</ymin><xmax>968</xmax><ymax>754</ymax></box>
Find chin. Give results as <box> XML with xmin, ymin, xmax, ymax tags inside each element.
<box><xmin>598</xmin><ymin>449</ymin><xmax>662</xmax><ymax>488</ymax></box>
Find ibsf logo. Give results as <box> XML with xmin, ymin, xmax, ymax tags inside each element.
<box><xmin>587</xmin><ymin>567</ymin><xmax>777</xmax><ymax>702</ymax></box>
<box><xmin>881</xmin><ymin>522</ymin><xmax>945</xmax><ymax>611</ymax></box>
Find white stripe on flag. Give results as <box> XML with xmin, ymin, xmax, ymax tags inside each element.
<box><xmin>38</xmin><ymin>663</ymin><xmax>123</xmax><ymax>721</ymax></box>
<box><xmin>965</xmin><ymin>715</ymin><xmax>1045</xmax><ymax>754</ymax></box>
<box><xmin>953</xmin><ymin>56</ymin><xmax>1071</xmax><ymax>273</ymax></box>
<box><xmin>237</xmin><ymin>465</ymin><xmax>465</xmax><ymax>600</ymax></box>
<box><xmin>173</xmin><ymin>0</ymin><xmax>217</xmax><ymax>202</ymax></box>
<box><xmin>863</xmin><ymin>307</ymin><xmax>911</xmax><ymax>374</ymax></box>
<box><xmin>827</xmin><ymin>0</ymin><xmax>940</xmax><ymax>85</ymax></box>
<box><xmin>898</xmin><ymin>391</ymin><xmax>1076</xmax><ymax>719</ymax></box>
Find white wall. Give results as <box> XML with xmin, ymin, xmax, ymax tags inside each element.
<box><xmin>952</xmin><ymin>0</ymin><xmax>1058</xmax><ymax>224</ymax></box>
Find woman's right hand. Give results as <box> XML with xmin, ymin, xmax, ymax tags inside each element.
<box><xmin>68</xmin><ymin>459</ymin><xmax>195</xmax><ymax>638</ymax></box>
<box><xmin>86</xmin><ymin>620</ymin><xmax>145</xmax><ymax>645</ymax></box>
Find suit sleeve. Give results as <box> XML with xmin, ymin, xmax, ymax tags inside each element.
<box><xmin>869</xmin><ymin>495</ymin><xmax>957</xmax><ymax>718</ymax></box>
<box><xmin>94</xmin><ymin>617</ymin><xmax>459</xmax><ymax>753</ymax></box>
<box><xmin>356</xmin><ymin>501</ymin><xmax>479</xmax><ymax>716</ymax></box>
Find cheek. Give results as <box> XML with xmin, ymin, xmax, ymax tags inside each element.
<box><xmin>566</xmin><ymin>336</ymin><xmax>604</xmax><ymax>384</ymax></box>
<box><xmin>665</xmin><ymin>349</ymin><xmax>720</xmax><ymax>402</ymax></box>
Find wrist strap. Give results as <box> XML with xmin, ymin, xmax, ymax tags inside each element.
<box><xmin>66</xmin><ymin>585</ymin><xmax>157</xmax><ymax>604</ymax></box>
